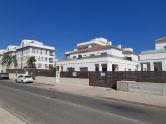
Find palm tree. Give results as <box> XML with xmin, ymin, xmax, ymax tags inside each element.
<box><xmin>1</xmin><ymin>54</ymin><xmax>17</xmax><ymax>69</ymax></box>
<box><xmin>27</xmin><ymin>56</ymin><xmax>36</xmax><ymax>69</ymax></box>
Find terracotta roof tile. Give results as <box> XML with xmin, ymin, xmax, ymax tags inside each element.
<box><xmin>70</xmin><ymin>45</ymin><xmax>121</xmax><ymax>54</ymax></box>
<box><xmin>155</xmin><ymin>37</ymin><xmax>166</xmax><ymax>43</ymax></box>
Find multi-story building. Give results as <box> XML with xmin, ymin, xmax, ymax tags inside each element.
<box><xmin>57</xmin><ymin>38</ymin><xmax>139</xmax><ymax>72</ymax></box>
<box><xmin>140</xmin><ymin>37</ymin><xmax>166</xmax><ymax>71</ymax></box>
<box><xmin>0</xmin><ymin>49</ymin><xmax>6</xmax><ymax>73</ymax></box>
<box><xmin>0</xmin><ymin>40</ymin><xmax>56</xmax><ymax>70</ymax></box>
<box><xmin>0</xmin><ymin>45</ymin><xmax>19</xmax><ymax>72</ymax></box>
<box><xmin>16</xmin><ymin>40</ymin><xmax>55</xmax><ymax>69</ymax></box>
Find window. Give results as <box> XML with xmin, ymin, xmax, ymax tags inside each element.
<box><xmin>50</xmin><ymin>51</ymin><xmax>54</xmax><ymax>56</ymax></box>
<box><xmin>112</xmin><ymin>64</ymin><xmax>118</xmax><ymax>72</ymax></box>
<box><xmin>18</xmin><ymin>75</ymin><xmax>23</xmax><ymax>78</ymax></box>
<box><xmin>42</xmin><ymin>50</ymin><xmax>45</xmax><ymax>54</ymax></box>
<box><xmin>95</xmin><ymin>64</ymin><xmax>99</xmax><ymax>71</ymax></box>
<box><xmin>164</xmin><ymin>46</ymin><xmax>166</xmax><ymax>49</ymax></box>
<box><xmin>126</xmin><ymin>57</ymin><xmax>132</xmax><ymax>61</ymax></box>
<box><xmin>73</xmin><ymin>56</ymin><xmax>76</xmax><ymax>58</ymax></box>
<box><xmin>49</xmin><ymin>58</ymin><xmax>53</xmax><ymax>63</ymax></box>
<box><xmin>41</xmin><ymin>57</ymin><xmax>43</xmax><ymax>61</ymax></box>
<box><xmin>45</xmin><ymin>57</ymin><xmax>47</xmax><ymax>62</ymax></box>
<box><xmin>100</xmin><ymin>52</ymin><xmax>107</xmax><ymax>56</ymax></box>
<box><xmin>61</xmin><ymin>66</ymin><xmax>63</xmax><ymax>71</ymax></box>
<box><xmin>154</xmin><ymin>62</ymin><xmax>162</xmax><ymax>71</ymax></box>
<box><xmin>49</xmin><ymin>64</ymin><xmax>53</xmax><ymax>69</ymax></box>
<box><xmin>78</xmin><ymin>55</ymin><xmax>82</xmax><ymax>59</ymax></box>
<box><xmin>38</xmin><ymin>56</ymin><xmax>40</xmax><ymax>61</ymax></box>
<box><xmin>57</xmin><ymin>66</ymin><xmax>59</xmax><ymax>71</ymax></box>
<box><xmin>25</xmin><ymin>76</ymin><xmax>31</xmax><ymax>78</ymax></box>
<box><xmin>67</xmin><ymin>67</ymin><xmax>75</xmax><ymax>72</ymax></box>
<box><xmin>38</xmin><ymin>63</ymin><xmax>42</xmax><ymax>68</ymax></box>
<box><xmin>80</xmin><ymin>67</ymin><xmax>88</xmax><ymax>72</ymax></box>
<box><xmin>45</xmin><ymin>64</ymin><xmax>48</xmax><ymax>68</ymax></box>
<box><xmin>90</xmin><ymin>54</ymin><xmax>95</xmax><ymax>57</ymax></box>
<box><xmin>102</xmin><ymin>64</ymin><xmax>107</xmax><ymax>72</ymax></box>
<box><xmin>32</xmin><ymin>48</ymin><xmax>35</xmax><ymax>53</ymax></box>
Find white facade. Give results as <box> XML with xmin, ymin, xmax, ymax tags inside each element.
<box><xmin>57</xmin><ymin>38</ymin><xmax>139</xmax><ymax>72</ymax></box>
<box><xmin>0</xmin><ymin>50</ymin><xmax>6</xmax><ymax>73</ymax></box>
<box><xmin>0</xmin><ymin>46</ymin><xmax>19</xmax><ymax>72</ymax></box>
<box><xmin>140</xmin><ymin>37</ymin><xmax>166</xmax><ymax>71</ymax></box>
<box><xmin>16</xmin><ymin>40</ymin><xmax>55</xmax><ymax>69</ymax></box>
<box><xmin>0</xmin><ymin>40</ymin><xmax>56</xmax><ymax>70</ymax></box>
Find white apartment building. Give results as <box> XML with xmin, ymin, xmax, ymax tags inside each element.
<box><xmin>16</xmin><ymin>40</ymin><xmax>55</xmax><ymax>69</ymax></box>
<box><xmin>140</xmin><ymin>37</ymin><xmax>166</xmax><ymax>71</ymax></box>
<box><xmin>0</xmin><ymin>49</ymin><xmax>6</xmax><ymax>73</ymax></box>
<box><xmin>0</xmin><ymin>46</ymin><xmax>19</xmax><ymax>72</ymax></box>
<box><xmin>57</xmin><ymin>38</ymin><xmax>139</xmax><ymax>72</ymax></box>
<box><xmin>0</xmin><ymin>40</ymin><xmax>56</xmax><ymax>70</ymax></box>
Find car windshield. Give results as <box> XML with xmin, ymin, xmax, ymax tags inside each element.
<box><xmin>25</xmin><ymin>76</ymin><xmax>31</xmax><ymax>78</ymax></box>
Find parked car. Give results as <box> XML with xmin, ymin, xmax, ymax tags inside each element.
<box><xmin>16</xmin><ymin>74</ymin><xmax>33</xmax><ymax>83</ymax></box>
<box><xmin>0</xmin><ymin>73</ymin><xmax>9</xmax><ymax>80</ymax></box>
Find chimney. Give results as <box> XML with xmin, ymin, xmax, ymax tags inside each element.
<box><xmin>108</xmin><ymin>41</ymin><xmax>112</xmax><ymax>46</ymax></box>
<box><xmin>117</xmin><ymin>44</ymin><xmax>122</xmax><ymax>49</ymax></box>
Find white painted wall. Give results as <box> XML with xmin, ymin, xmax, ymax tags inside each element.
<box><xmin>139</xmin><ymin>52</ymin><xmax>166</xmax><ymax>71</ymax></box>
<box><xmin>140</xmin><ymin>52</ymin><xmax>166</xmax><ymax>60</ymax></box>
<box><xmin>16</xmin><ymin>47</ymin><xmax>55</xmax><ymax>69</ymax></box>
<box><xmin>57</xmin><ymin>56</ymin><xmax>139</xmax><ymax>71</ymax></box>
<box><xmin>155</xmin><ymin>42</ymin><xmax>166</xmax><ymax>50</ymax></box>
<box><xmin>0</xmin><ymin>40</ymin><xmax>56</xmax><ymax>70</ymax></box>
<box><xmin>69</xmin><ymin>48</ymin><xmax>124</xmax><ymax>59</ymax></box>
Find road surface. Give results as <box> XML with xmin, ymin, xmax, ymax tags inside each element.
<box><xmin>0</xmin><ymin>80</ymin><xmax>166</xmax><ymax>124</ymax></box>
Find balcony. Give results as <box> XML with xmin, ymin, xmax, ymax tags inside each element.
<box><xmin>49</xmin><ymin>58</ymin><xmax>54</xmax><ymax>63</ymax></box>
<box><xmin>49</xmin><ymin>52</ymin><xmax>54</xmax><ymax>56</ymax></box>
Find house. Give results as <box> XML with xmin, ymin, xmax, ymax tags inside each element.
<box><xmin>0</xmin><ymin>40</ymin><xmax>56</xmax><ymax>70</ymax></box>
<box><xmin>140</xmin><ymin>37</ymin><xmax>166</xmax><ymax>71</ymax></box>
<box><xmin>57</xmin><ymin>38</ymin><xmax>139</xmax><ymax>72</ymax></box>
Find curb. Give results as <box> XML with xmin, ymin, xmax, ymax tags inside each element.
<box><xmin>0</xmin><ymin>105</ymin><xmax>31</xmax><ymax>124</ymax></box>
<box><xmin>98</xmin><ymin>96</ymin><xmax>166</xmax><ymax>109</ymax></box>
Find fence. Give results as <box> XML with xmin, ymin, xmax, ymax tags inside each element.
<box><xmin>0</xmin><ymin>73</ymin><xmax>9</xmax><ymax>79</ymax></box>
<box><xmin>89</xmin><ymin>71</ymin><xmax>166</xmax><ymax>89</ymax></box>
<box><xmin>60</xmin><ymin>71</ymin><xmax>89</xmax><ymax>78</ymax></box>
<box><xmin>7</xmin><ymin>69</ymin><xmax>56</xmax><ymax>77</ymax></box>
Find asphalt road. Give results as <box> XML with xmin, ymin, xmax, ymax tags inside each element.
<box><xmin>0</xmin><ymin>80</ymin><xmax>166</xmax><ymax>124</ymax></box>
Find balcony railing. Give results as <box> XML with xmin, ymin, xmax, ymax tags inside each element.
<box><xmin>60</xmin><ymin>54</ymin><xmax>135</xmax><ymax>62</ymax></box>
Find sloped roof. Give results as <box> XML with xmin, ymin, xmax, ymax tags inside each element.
<box><xmin>70</xmin><ymin>45</ymin><xmax>121</xmax><ymax>54</ymax></box>
<box><xmin>155</xmin><ymin>37</ymin><xmax>166</xmax><ymax>44</ymax></box>
<box><xmin>122</xmin><ymin>51</ymin><xmax>138</xmax><ymax>55</ymax></box>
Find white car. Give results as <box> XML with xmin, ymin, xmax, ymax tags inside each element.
<box><xmin>16</xmin><ymin>75</ymin><xmax>34</xmax><ymax>83</ymax></box>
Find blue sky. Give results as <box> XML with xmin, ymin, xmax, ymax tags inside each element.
<box><xmin>0</xmin><ymin>0</ymin><xmax>166</xmax><ymax>58</ymax></box>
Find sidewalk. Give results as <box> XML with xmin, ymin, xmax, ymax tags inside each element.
<box><xmin>0</xmin><ymin>107</ymin><xmax>26</xmax><ymax>124</ymax></box>
<box><xmin>32</xmin><ymin>76</ymin><xmax>166</xmax><ymax>108</ymax></box>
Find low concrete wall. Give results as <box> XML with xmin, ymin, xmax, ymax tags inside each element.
<box><xmin>34</xmin><ymin>76</ymin><xmax>89</xmax><ymax>86</ymax></box>
<box><xmin>9</xmin><ymin>73</ymin><xmax>89</xmax><ymax>86</ymax></box>
<box><xmin>9</xmin><ymin>73</ymin><xmax>17</xmax><ymax>80</ymax></box>
<box><xmin>117</xmin><ymin>81</ymin><xmax>166</xmax><ymax>96</ymax></box>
